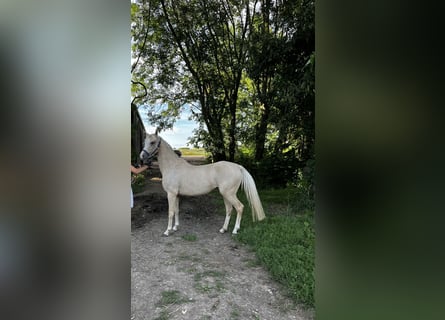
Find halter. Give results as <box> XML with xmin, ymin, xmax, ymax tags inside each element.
<box><xmin>142</xmin><ymin>138</ymin><xmax>161</xmax><ymax>159</ymax></box>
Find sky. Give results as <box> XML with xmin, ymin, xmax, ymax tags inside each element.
<box><xmin>137</xmin><ymin>105</ymin><xmax>200</xmax><ymax>149</ymax></box>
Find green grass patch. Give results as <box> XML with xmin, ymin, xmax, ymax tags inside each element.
<box><xmin>211</xmin><ymin>186</ymin><xmax>314</xmax><ymax>307</ymax></box>
<box><xmin>156</xmin><ymin>290</ymin><xmax>191</xmax><ymax>307</ymax></box>
<box><xmin>230</xmin><ymin>307</ymin><xmax>241</xmax><ymax>320</ymax></box>
<box><xmin>153</xmin><ymin>309</ymin><xmax>170</xmax><ymax>320</ymax></box>
<box><xmin>236</xmin><ymin>212</ymin><xmax>314</xmax><ymax>307</ymax></box>
<box><xmin>256</xmin><ymin>187</ymin><xmax>314</xmax><ymax>214</ymax></box>
<box><xmin>194</xmin><ymin>270</ymin><xmax>226</xmax><ymax>294</ymax></box>
<box><xmin>181</xmin><ymin>233</ymin><xmax>198</xmax><ymax>241</ymax></box>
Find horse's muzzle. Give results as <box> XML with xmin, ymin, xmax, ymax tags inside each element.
<box><xmin>140</xmin><ymin>149</ymin><xmax>152</xmax><ymax>165</ymax></box>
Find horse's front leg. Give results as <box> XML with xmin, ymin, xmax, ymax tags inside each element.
<box><xmin>164</xmin><ymin>193</ymin><xmax>177</xmax><ymax>236</ymax></box>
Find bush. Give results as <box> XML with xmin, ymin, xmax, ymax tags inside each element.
<box><xmin>236</xmin><ymin>151</ymin><xmax>301</xmax><ymax>189</ymax></box>
<box><xmin>131</xmin><ymin>173</ymin><xmax>146</xmax><ymax>194</ymax></box>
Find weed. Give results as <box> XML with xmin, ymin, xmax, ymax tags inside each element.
<box><xmin>194</xmin><ymin>270</ymin><xmax>225</xmax><ymax>281</ymax></box>
<box><xmin>244</xmin><ymin>258</ymin><xmax>261</xmax><ymax>268</ymax></box>
<box><xmin>182</xmin><ymin>233</ymin><xmax>198</xmax><ymax>241</ymax></box>
<box><xmin>230</xmin><ymin>307</ymin><xmax>240</xmax><ymax>320</ymax></box>
<box><xmin>186</xmin><ymin>267</ymin><xmax>198</xmax><ymax>274</ymax></box>
<box><xmin>177</xmin><ymin>253</ymin><xmax>202</xmax><ymax>265</ymax></box>
<box><xmin>153</xmin><ymin>309</ymin><xmax>170</xmax><ymax>320</ymax></box>
<box><xmin>194</xmin><ymin>270</ymin><xmax>226</xmax><ymax>294</ymax></box>
<box><xmin>156</xmin><ymin>290</ymin><xmax>191</xmax><ymax>307</ymax></box>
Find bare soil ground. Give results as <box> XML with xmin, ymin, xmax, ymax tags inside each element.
<box><xmin>131</xmin><ymin>157</ymin><xmax>313</xmax><ymax>320</ymax></box>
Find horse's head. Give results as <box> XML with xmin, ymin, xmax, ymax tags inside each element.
<box><xmin>140</xmin><ymin>132</ymin><xmax>161</xmax><ymax>163</ymax></box>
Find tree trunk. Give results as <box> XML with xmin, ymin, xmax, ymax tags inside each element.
<box><xmin>274</xmin><ymin>122</ymin><xmax>287</xmax><ymax>155</ymax></box>
<box><xmin>254</xmin><ymin>102</ymin><xmax>270</xmax><ymax>161</ymax></box>
<box><xmin>212</xmin><ymin>120</ymin><xmax>227</xmax><ymax>161</ymax></box>
<box><xmin>228</xmin><ymin>104</ymin><xmax>236</xmax><ymax>162</ymax></box>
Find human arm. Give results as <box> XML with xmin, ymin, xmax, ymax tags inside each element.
<box><xmin>131</xmin><ymin>165</ymin><xmax>149</xmax><ymax>174</ymax></box>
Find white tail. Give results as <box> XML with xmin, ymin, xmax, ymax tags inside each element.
<box><xmin>241</xmin><ymin>167</ymin><xmax>266</xmax><ymax>222</ymax></box>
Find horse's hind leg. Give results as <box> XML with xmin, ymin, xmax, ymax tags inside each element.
<box><xmin>219</xmin><ymin>197</ymin><xmax>233</xmax><ymax>233</ymax></box>
<box><xmin>221</xmin><ymin>193</ymin><xmax>244</xmax><ymax>234</ymax></box>
<box><xmin>173</xmin><ymin>196</ymin><xmax>180</xmax><ymax>231</ymax></box>
<box><xmin>232</xmin><ymin>196</ymin><xmax>244</xmax><ymax>234</ymax></box>
<box><xmin>164</xmin><ymin>193</ymin><xmax>177</xmax><ymax>236</ymax></box>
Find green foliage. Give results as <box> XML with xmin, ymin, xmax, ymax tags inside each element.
<box><xmin>156</xmin><ymin>290</ymin><xmax>191</xmax><ymax>307</ymax></box>
<box><xmin>153</xmin><ymin>310</ymin><xmax>169</xmax><ymax>320</ymax></box>
<box><xmin>298</xmin><ymin>154</ymin><xmax>315</xmax><ymax>204</ymax></box>
<box><xmin>236</xmin><ymin>149</ymin><xmax>304</xmax><ymax>189</ymax></box>
<box><xmin>131</xmin><ymin>173</ymin><xmax>146</xmax><ymax>194</ymax></box>
<box><xmin>131</xmin><ymin>0</ymin><xmax>314</xmax><ymax>178</ymax></box>
<box><xmin>181</xmin><ymin>233</ymin><xmax>198</xmax><ymax>242</ymax></box>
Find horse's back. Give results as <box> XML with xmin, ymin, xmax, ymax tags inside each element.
<box><xmin>180</xmin><ymin>160</ymin><xmax>242</xmax><ymax>180</ymax></box>
<box><xmin>212</xmin><ymin>160</ymin><xmax>242</xmax><ymax>171</ymax></box>
<box><xmin>211</xmin><ymin>161</ymin><xmax>243</xmax><ymax>188</ymax></box>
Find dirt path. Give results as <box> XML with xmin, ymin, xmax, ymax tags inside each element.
<box><xmin>131</xmin><ymin>158</ymin><xmax>313</xmax><ymax>320</ymax></box>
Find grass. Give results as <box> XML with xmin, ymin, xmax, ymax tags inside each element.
<box><xmin>237</xmin><ymin>212</ymin><xmax>315</xmax><ymax>307</ymax></box>
<box><xmin>156</xmin><ymin>290</ymin><xmax>191</xmax><ymax>307</ymax></box>
<box><xmin>177</xmin><ymin>253</ymin><xmax>201</xmax><ymax>262</ymax></box>
<box><xmin>212</xmin><ymin>186</ymin><xmax>315</xmax><ymax>308</ymax></box>
<box><xmin>154</xmin><ymin>290</ymin><xmax>193</xmax><ymax>320</ymax></box>
<box><xmin>194</xmin><ymin>270</ymin><xmax>226</xmax><ymax>294</ymax></box>
<box><xmin>230</xmin><ymin>307</ymin><xmax>241</xmax><ymax>320</ymax></box>
<box><xmin>243</xmin><ymin>257</ymin><xmax>261</xmax><ymax>268</ymax></box>
<box><xmin>153</xmin><ymin>310</ymin><xmax>170</xmax><ymax>320</ymax></box>
<box><xmin>182</xmin><ymin>233</ymin><xmax>198</xmax><ymax>241</ymax></box>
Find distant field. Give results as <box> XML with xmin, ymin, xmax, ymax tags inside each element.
<box><xmin>178</xmin><ymin>147</ymin><xmax>208</xmax><ymax>157</ymax></box>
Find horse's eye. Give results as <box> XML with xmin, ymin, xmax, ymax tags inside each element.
<box><xmin>150</xmin><ymin>141</ymin><xmax>155</xmax><ymax>145</ymax></box>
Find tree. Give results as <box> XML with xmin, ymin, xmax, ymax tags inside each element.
<box><xmin>247</xmin><ymin>0</ymin><xmax>314</xmax><ymax>162</ymax></box>
<box><xmin>132</xmin><ymin>0</ymin><xmax>256</xmax><ymax>161</ymax></box>
<box><xmin>131</xmin><ymin>0</ymin><xmax>315</xmax><ymax>188</ymax></box>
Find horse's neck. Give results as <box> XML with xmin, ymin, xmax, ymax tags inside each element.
<box><xmin>157</xmin><ymin>139</ymin><xmax>180</xmax><ymax>173</ymax></box>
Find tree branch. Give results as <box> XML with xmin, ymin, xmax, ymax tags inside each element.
<box><xmin>131</xmin><ymin>80</ymin><xmax>148</xmax><ymax>105</ymax></box>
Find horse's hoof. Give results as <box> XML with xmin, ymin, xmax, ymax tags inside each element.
<box><xmin>232</xmin><ymin>230</ymin><xmax>238</xmax><ymax>235</ymax></box>
<box><xmin>219</xmin><ymin>228</ymin><xmax>226</xmax><ymax>234</ymax></box>
<box><xmin>163</xmin><ymin>231</ymin><xmax>169</xmax><ymax>237</ymax></box>
<box><xmin>173</xmin><ymin>226</ymin><xmax>178</xmax><ymax>231</ymax></box>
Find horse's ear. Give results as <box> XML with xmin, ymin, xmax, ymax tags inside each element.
<box><xmin>155</xmin><ymin>127</ymin><xmax>160</xmax><ymax>135</ymax></box>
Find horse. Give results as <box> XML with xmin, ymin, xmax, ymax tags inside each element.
<box><xmin>140</xmin><ymin>132</ymin><xmax>266</xmax><ymax>236</ymax></box>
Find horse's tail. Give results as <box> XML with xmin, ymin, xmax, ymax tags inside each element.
<box><xmin>240</xmin><ymin>166</ymin><xmax>266</xmax><ymax>222</ymax></box>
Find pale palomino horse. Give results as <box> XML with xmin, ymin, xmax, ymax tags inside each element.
<box><xmin>140</xmin><ymin>132</ymin><xmax>266</xmax><ymax>236</ymax></box>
